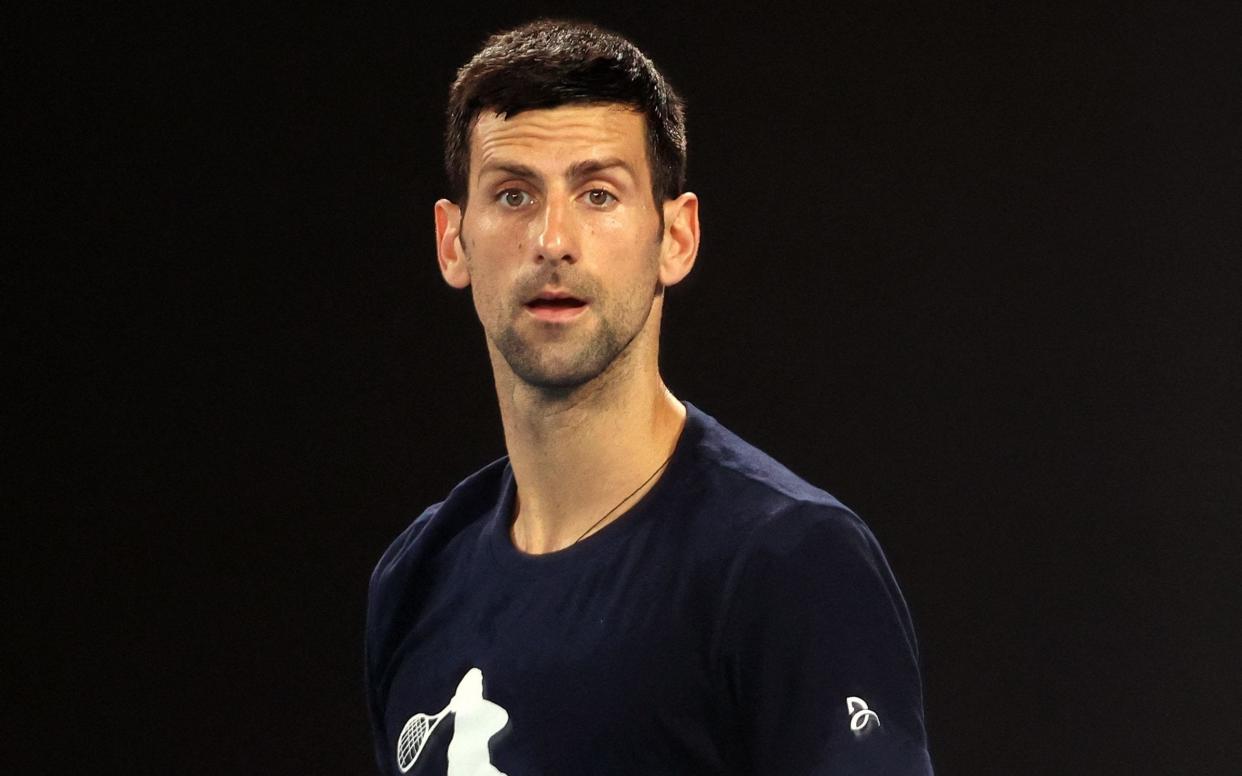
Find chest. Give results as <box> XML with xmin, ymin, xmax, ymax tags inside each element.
<box><xmin>380</xmin><ymin>546</ymin><xmax>743</xmax><ymax>775</ymax></box>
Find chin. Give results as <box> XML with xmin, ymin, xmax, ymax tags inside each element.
<box><xmin>509</xmin><ymin>359</ymin><xmax>606</xmax><ymax>393</ymax></box>
<box><xmin>493</xmin><ymin>318</ymin><xmax>641</xmax><ymax>393</ymax></box>
<box><xmin>501</xmin><ymin>343</ymin><xmax>624</xmax><ymax>393</ymax></box>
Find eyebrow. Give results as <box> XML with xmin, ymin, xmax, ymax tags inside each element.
<box><xmin>567</xmin><ymin>157</ymin><xmax>635</xmax><ymax>182</ymax></box>
<box><xmin>477</xmin><ymin>157</ymin><xmax>636</xmax><ymax>185</ymax></box>
<box><xmin>479</xmin><ymin>162</ymin><xmax>538</xmax><ymax>182</ymax></box>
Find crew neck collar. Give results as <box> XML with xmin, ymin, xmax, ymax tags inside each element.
<box><xmin>484</xmin><ymin>401</ymin><xmax>707</xmax><ymax>574</ymax></box>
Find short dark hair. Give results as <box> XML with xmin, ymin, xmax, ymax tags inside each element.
<box><xmin>444</xmin><ymin>19</ymin><xmax>687</xmax><ymax>209</ymax></box>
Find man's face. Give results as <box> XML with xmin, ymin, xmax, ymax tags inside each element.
<box><xmin>448</xmin><ymin>104</ymin><xmax>667</xmax><ymax>391</ymax></box>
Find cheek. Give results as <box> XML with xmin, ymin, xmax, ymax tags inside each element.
<box><xmin>471</xmin><ymin>266</ymin><xmax>500</xmax><ymax>302</ymax></box>
<box><xmin>466</xmin><ymin>261</ymin><xmax>518</xmax><ymax>329</ymax></box>
<box><xmin>460</xmin><ymin>235</ymin><xmax>500</xmax><ymax>304</ymax></box>
<box><xmin>596</xmin><ymin>212</ymin><xmax>629</xmax><ymax>235</ymax></box>
<box><xmin>470</xmin><ymin>279</ymin><xmax>503</xmax><ymax>331</ymax></box>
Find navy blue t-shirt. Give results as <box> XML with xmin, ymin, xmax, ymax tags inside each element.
<box><xmin>366</xmin><ymin>402</ymin><xmax>932</xmax><ymax>774</ymax></box>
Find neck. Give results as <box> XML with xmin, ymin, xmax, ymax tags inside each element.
<box><xmin>491</xmin><ymin>343</ymin><xmax>686</xmax><ymax>555</ymax></box>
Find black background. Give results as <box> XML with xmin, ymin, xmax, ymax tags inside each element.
<box><xmin>12</xmin><ymin>3</ymin><xmax>1240</xmax><ymax>774</ymax></box>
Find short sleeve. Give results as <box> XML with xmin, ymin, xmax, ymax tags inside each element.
<box><xmin>717</xmin><ymin>503</ymin><xmax>933</xmax><ymax>774</ymax></box>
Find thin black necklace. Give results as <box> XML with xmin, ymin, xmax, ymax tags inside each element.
<box><xmin>572</xmin><ymin>449</ymin><xmax>676</xmax><ymax>545</ymax></box>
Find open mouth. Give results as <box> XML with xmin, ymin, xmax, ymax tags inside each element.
<box><xmin>525</xmin><ymin>297</ymin><xmax>587</xmax><ymax>310</ymax></box>
<box><xmin>524</xmin><ymin>292</ymin><xmax>589</xmax><ymax>321</ymax></box>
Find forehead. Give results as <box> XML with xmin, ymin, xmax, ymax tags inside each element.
<box><xmin>470</xmin><ymin>104</ymin><xmax>649</xmax><ymax>179</ymax></box>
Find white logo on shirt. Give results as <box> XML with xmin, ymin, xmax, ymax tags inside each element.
<box><xmin>846</xmin><ymin>696</ymin><xmax>880</xmax><ymax>737</ymax></box>
<box><xmin>396</xmin><ymin>668</ymin><xmax>510</xmax><ymax>775</ymax></box>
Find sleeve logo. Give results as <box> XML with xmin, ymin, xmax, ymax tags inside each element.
<box><xmin>846</xmin><ymin>696</ymin><xmax>880</xmax><ymax>737</ymax></box>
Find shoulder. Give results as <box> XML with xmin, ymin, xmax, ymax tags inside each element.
<box><xmin>678</xmin><ymin>404</ymin><xmax>906</xmax><ymax>622</ymax></box>
<box><xmin>368</xmin><ymin>503</ymin><xmax>439</xmax><ymax>590</ymax></box>
<box><xmin>687</xmin><ymin>412</ymin><xmax>930</xmax><ymax>758</ymax></box>
<box><xmin>683</xmin><ymin>402</ymin><xmax>872</xmax><ymax>549</ymax></box>
<box><xmin>365</xmin><ymin>456</ymin><xmax>512</xmax><ymax>690</ymax></box>
<box><xmin>367</xmin><ymin>456</ymin><xmax>510</xmax><ymax>608</ymax></box>
<box><xmin>682</xmin><ymin>403</ymin><xmax>909</xmax><ymax>632</ymax></box>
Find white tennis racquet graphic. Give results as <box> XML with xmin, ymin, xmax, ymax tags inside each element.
<box><xmin>396</xmin><ymin>703</ymin><xmax>452</xmax><ymax>773</ymax></box>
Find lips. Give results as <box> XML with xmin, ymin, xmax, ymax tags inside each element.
<box><xmin>524</xmin><ymin>290</ymin><xmax>587</xmax><ymax>309</ymax></box>
<box><xmin>524</xmin><ymin>289</ymin><xmax>589</xmax><ymax>321</ymax></box>
<box><xmin>526</xmin><ymin>298</ymin><xmax>586</xmax><ymax>309</ymax></box>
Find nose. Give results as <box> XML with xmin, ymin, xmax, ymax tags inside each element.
<box><xmin>534</xmin><ymin>192</ymin><xmax>578</xmax><ymax>264</ymax></box>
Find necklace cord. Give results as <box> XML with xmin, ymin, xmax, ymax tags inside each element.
<box><xmin>572</xmin><ymin>449</ymin><xmax>676</xmax><ymax>545</ymax></box>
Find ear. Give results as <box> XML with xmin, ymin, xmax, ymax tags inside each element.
<box><xmin>435</xmin><ymin>199</ymin><xmax>470</xmax><ymax>289</ymax></box>
<box><xmin>658</xmin><ymin>192</ymin><xmax>700</xmax><ymax>288</ymax></box>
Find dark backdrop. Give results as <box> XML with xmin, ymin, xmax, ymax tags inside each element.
<box><xmin>13</xmin><ymin>3</ymin><xmax>1240</xmax><ymax>774</ymax></box>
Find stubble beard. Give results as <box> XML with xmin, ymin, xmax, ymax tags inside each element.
<box><xmin>495</xmin><ymin>311</ymin><xmax>632</xmax><ymax>394</ymax></box>
<box><xmin>466</xmin><ymin>254</ymin><xmax>661</xmax><ymax>397</ymax></box>
<box><xmin>493</xmin><ymin>275</ymin><xmax>660</xmax><ymax>396</ymax></box>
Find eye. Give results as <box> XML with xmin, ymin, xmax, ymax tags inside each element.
<box><xmin>585</xmin><ymin>189</ymin><xmax>616</xmax><ymax>207</ymax></box>
<box><xmin>498</xmin><ymin>189</ymin><xmax>532</xmax><ymax>208</ymax></box>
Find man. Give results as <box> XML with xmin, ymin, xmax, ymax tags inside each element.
<box><xmin>366</xmin><ymin>19</ymin><xmax>933</xmax><ymax>775</ymax></box>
